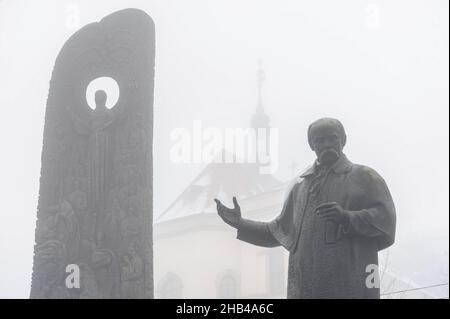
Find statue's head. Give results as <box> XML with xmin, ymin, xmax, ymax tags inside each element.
<box><xmin>308</xmin><ymin>118</ymin><xmax>346</xmax><ymax>166</ymax></box>
<box><xmin>128</xmin><ymin>242</ymin><xmax>138</xmax><ymax>256</ymax></box>
<box><xmin>68</xmin><ymin>189</ymin><xmax>87</xmax><ymax>212</ymax></box>
<box><xmin>94</xmin><ymin>90</ymin><xmax>107</xmax><ymax>110</ymax></box>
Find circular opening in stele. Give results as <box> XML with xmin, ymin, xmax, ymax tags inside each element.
<box><xmin>86</xmin><ymin>76</ymin><xmax>120</xmax><ymax>110</ymax></box>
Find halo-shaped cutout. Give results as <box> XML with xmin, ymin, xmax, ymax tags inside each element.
<box><xmin>86</xmin><ymin>77</ymin><xmax>120</xmax><ymax>110</ymax></box>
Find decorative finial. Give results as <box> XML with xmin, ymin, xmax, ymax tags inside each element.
<box><xmin>257</xmin><ymin>58</ymin><xmax>265</xmax><ymax>110</ymax></box>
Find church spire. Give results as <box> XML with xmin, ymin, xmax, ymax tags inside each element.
<box><xmin>257</xmin><ymin>58</ymin><xmax>264</xmax><ymax>110</ymax></box>
<box><xmin>251</xmin><ymin>59</ymin><xmax>270</xmax><ymax>129</ymax></box>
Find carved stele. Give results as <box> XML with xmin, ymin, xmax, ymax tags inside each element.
<box><xmin>30</xmin><ymin>9</ymin><xmax>155</xmax><ymax>299</ymax></box>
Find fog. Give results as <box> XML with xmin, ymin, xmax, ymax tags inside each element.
<box><xmin>0</xmin><ymin>0</ymin><xmax>448</xmax><ymax>298</ymax></box>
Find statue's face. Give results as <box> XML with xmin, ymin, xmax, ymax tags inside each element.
<box><xmin>310</xmin><ymin>124</ymin><xmax>344</xmax><ymax>166</ymax></box>
<box><xmin>128</xmin><ymin>245</ymin><xmax>137</xmax><ymax>256</ymax></box>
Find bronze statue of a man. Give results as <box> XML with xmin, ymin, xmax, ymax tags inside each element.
<box><xmin>215</xmin><ymin>118</ymin><xmax>396</xmax><ymax>299</ymax></box>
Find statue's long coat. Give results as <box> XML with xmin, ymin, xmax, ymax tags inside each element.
<box><xmin>237</xmin><ymin>155</ymin><xmax>396</xmax><ymax>298</ymax></box>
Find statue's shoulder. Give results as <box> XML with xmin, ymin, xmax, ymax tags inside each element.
<box><xmin>350</xmin><ymin>163</ymin><xmax>387</xmax><ymax>185</ymax></box>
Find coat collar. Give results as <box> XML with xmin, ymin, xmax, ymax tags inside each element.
<box><xmin>300</xmin><ymin>154</ymin><xmax>353</xmax><ymax>178</ymax></box>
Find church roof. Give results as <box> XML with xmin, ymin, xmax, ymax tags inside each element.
<box><xmin>156</xmin><ymin>150</ymin><xmax>282</xmax><ymax>223</ymax></box>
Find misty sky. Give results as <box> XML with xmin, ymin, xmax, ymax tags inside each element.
<box><xmin>0</xmin><ymin>0</ymin><xmax>448</xmax><ymax>298</ymax></box>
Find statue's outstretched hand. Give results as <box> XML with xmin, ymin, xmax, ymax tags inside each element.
<box><xmin>214</xmin><ymin>197</ymin><xmax>241</xmax><ymax>228</ymax></box>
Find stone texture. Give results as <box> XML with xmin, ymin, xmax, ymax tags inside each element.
<box><xmin>30</xmin><ymin>9</ymin><xmax>155</xmax><ymax>299</ymax></box>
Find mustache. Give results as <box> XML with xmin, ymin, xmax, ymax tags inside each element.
<box><xmin>318</xmin><ymin>148</ymin><xmax>339</xmax><ymax>163</ymax></box>
<box><xmin>319</xmin><ymin>148</ymin><xmax>339</xmax><ymax>156</ymax></box>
